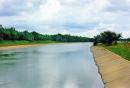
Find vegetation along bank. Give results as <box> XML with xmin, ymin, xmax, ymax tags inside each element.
<box><xmin>0</xmin><ymin>25</ymin><xmax>93</xmax><ymax>45</ymax></box>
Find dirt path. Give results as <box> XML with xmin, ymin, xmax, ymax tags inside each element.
<box><xmin>92</xmin><ymin>46</ymin><xmax>130</xmax><ymax>88</ymax></box>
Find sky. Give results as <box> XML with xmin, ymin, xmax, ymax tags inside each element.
<box><xmin>0</xmin><ymin>0</ymin><xmax>130</xmax><ymax>38</ymax></box>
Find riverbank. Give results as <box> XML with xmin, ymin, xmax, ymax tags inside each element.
<box><xmin>0</xmin><ymin>40</ymin><xmax>58</xmax><ymax>50</ymax></box>
<box><xmin>0</xmin><ymin>44</ymin><xmax>47</xmax><ymax>51</ymax></box>
<box><xmin>104</xmin><ymin>44</ymin><xmax>130</xmax><ymax>61</ymax></box>
<box><xmin>92</xmin><ymin>46</ymin><xmax>130</xmax><ymax>88</ymax></box>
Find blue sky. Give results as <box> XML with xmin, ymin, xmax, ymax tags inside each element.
<box><xmin>0</xmin><ymin>0</ymin><xmax>130</xmax><ymax>38</ymax></box>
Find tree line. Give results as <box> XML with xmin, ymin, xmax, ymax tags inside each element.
<box><xmin>0</xmin><ymin>25</ymin><xmax>93</xmax><ymax>42</ymax></box>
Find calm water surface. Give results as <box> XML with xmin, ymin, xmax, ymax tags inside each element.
<box><xmin>0</xmin><ymin>43</ymin><xmax>104</xmax><ymax>88</ymax></box>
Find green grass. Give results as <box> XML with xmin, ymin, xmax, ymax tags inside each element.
<box><xmin>0</xmin><ymin>40</ymin><xmax>58</xmax><ymax>47</ymax></box>
<box><xmin>103</xmin><ymin>43</ymin><xmax>130</xmax><ymax>61</ymax></box>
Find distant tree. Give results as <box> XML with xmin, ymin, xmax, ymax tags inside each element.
<box><xmin>94</xmin><ymin>31</ymin><xmax>121</xmax><ymax>45</ymax></box>
<box><xmin>0</xmin><ymin>24</ymin><xmax>3</xmax><ymax>29</ymax></box>
<box><xmin>0</xmin><ymin>27</ymin><xmax>4</xmax><ymax>40</ymax></box>
<box><xmin>0</xmin><ymin>24</ymin><xmax>93</xmax><ymax>42</ymax></box>
<box><xmin>9</xmin><ymin>27</ymin><xmax>19</xmax><ymax>40</ymax></box>
<box><xmin>93</xmin><ymin>35</ymin><xmax>101</xmax><ymax>46</ymax></box>
<box><xmin>127</xmin><ymin>38</ymin><xmax>130</xmax><ymax>41</ymax></box>
<box><xmin>31</xmin><ymin>31</ymin><xmax>41</xmax><ymax>40</ymax></box>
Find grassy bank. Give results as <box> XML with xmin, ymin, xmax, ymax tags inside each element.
<box><xmin>0</xmin><ymin>40</ymin><xmax>58</xmax><ymax>47</ymax></box>
<box><xmin>103</xmin><ymin>43</ymin><xmax>130</xmax><ymax>61</ymax></box>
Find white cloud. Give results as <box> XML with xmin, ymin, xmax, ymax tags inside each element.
<box><xmin>26</xmin><ymin>0</ymin><xmax>33</xmax><ymax>8</ymax></box>
<box><xmin>0</xmin><ymin>0</ymin><xmax>130</xmax><ymax>38</ymax></box>
<box><xmin>39</xmin><ymin>0</ymin><xmax>61</xmax><ymax>14</ymax></box>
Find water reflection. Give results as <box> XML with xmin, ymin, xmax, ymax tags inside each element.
<box><xmin>0</xmin><ymin>43</ymin><xmax>104</xmax><ymax>88</ymax></box>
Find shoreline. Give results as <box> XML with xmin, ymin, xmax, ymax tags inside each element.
<box><xmin>0</xmin><ymin>44</ymin><xmax>46</xmax><ymax>51</ymax></box>
<box><xmin>90</xmin><ymin>47</ymin><xmax>105</xmax><ymax>88</ymax></box>
<box><xmin>92</xmin><ymin>46</ymin><xmax>130</xmax><ymax>88</ymax></box>
<box><xmin>0</xmin><ymin>42</ymin><xmax>87</xmax><ymax>51</ymax></box>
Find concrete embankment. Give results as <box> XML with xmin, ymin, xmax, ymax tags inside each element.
<box><xmin>92</xmin><ymin>46</ymin><xmax>130</xmax><ymax>88</ymax></box>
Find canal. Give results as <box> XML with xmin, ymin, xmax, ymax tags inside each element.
<box><xmin>0</xmin><ymin>43</ymin><xmax>104</xmax><ymax>88</ymax></box>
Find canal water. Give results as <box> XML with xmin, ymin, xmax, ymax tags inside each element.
<box><xmin>0</xmin><ymin>43</ymin><xmax>104</xmax><ymax>88</ymax></box>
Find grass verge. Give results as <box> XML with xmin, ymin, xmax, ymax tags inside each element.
<box><xmin>103</xmin><ymin>43</ymin><xmax>130</xmax><ymax>61</ymax></box>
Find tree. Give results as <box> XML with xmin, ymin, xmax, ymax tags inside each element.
<box><xmin>31</xmin><ymin>31</ymin><xmax>41</xmax><ymax>40</ymax></box>
<box><xmin>9</xmin><ymin>27</ymin><xmax>19</xmax><ymax>40</ymax></box>
<box><xmin>94</xmin><ymin>31</ymin><xmax>121</xmax><ymax>45</ymax></box>
<box><xmin>93</xmin><ymin>35</ymin><xmax>101</xmax><ymax>46</ymax></box>
<box><xmin>0</xmin><ymin>26</ymin><xmax>4</xmax><ymax>40</ymax></box>
<box><xmin>0</xmin><ymin>24</ymin><xmax>93</xmax><ymax>42</ymax></box>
